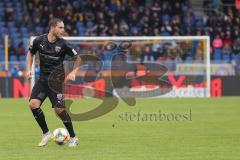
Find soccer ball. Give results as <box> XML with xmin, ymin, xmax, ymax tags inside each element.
<box><xmin>53</xmin><ymin>128</ymin><xmax>70</xmax><ymax>145</ymax></box>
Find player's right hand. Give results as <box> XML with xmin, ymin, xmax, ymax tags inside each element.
<box><xmin>26</xmin><ymin>70</ymin><xmax>32</xmax><ymax>80</ymax></box>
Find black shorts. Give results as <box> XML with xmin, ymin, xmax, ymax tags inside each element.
<box><xmin>29</xmin><ymin>79</ymin><xmax>65</xmax><ymax>108</ymax></box>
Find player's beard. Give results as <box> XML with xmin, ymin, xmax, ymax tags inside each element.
<box><xmin>61</xmin><ymin>31</ymin><xmax>68</xmax><ymax>36</ymax></box>
<box><xmin>54</xmin><ymin>32</ymin><xmax>62</xmax><ymax>39</ymax></box>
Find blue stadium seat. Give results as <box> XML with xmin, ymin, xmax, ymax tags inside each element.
<box><xmin>19</xmin><ymin>63</ymin><xmax>25</xmax><ymax>70</ymax></box>
<box><xmin>233</xmin><ymin>54</ymin><xmax>240</xmax><ymax>61</ymax></box>
<box><xmin>0</xmin><ymin>46</ymin><xmax>4</xmax><ymax>61</ymax></box>
<box><xmin>86</xmin><ymin>21</ymin><xmax>93</xmax><ymax>28</ymax></box>
<box><xmin>6</xmin><ymin>2</ymin><xmax>13</xmax><ymax>7</ymax></box>
<box><xmin>35</xmin><ymin>26</ymin><xmax>43</xmax><ymax>33</ymax></box>
<box><xmin>0</xmin><ymin>21</ymin><xmax>5</xmax><ymax>26</ymax></box>
<box><xmin>77</xmin><ymin>24</ymin><xmax>85</xmax><ymax>36</ymax></box>
<box><xmin>222</xmin><ymin>54</ymin><xmax>231</xmax><ymax>61</ymax></box>
<box><xmin>19</xmin><ymin>55</ymin><xmax>26</xmax><ymax>61</ymax></box>
<box><xmin>8</xmin><ymin>22</ymin><xmax>15</xmax><ymax>27</ymax></box>
<box><xmin>196</xmin><ymin>19</ymin><xmax>204</xmax><ymax>29</ymax></box>
<box><xmin>22</xmin><ymin>32</ymin><xmax>29</xmax><ymax>38</ymax></box>
<box><xmin>9</xmin><ymin>55</ymin><xmax>17</xmax><ymax>61</ymax></box>
<box><xmin>0</xmin><ymin>6</ymin><xmax>4</xmax><ymax>12</ymax></box>
<box><xmin>0</xmin><ymin>53</ymin><xmax>4</xmax><ymax>61</ymax></box>
<box><xmin>9</xmin><ymin>27</ymin><xmax>17</xmax><ymax>33</ymax></box>
<box><xmin>213</xmin><ymin>49</ymin><xmax>222</xmax><ymax>60</ymax></box>
<box><xmin>161</xmin><ymin>32</ymin><xmax>171</xmax><ymax>36</ymax></box>
<box><xmin>21</xmin><ymin>27</ymin><xmax>28</xmax><ymax>33</ymax></box>
<box><xmin>16</xmin><ymin>2</ymin><xmax>21</xmax><ymax>7</ymax></box>
<box><xmin>185</xmin><ymin>57</ymin><xmax>193</xmax><ymax>63</ymax></box>
<box><xmin>76</xmin><ymin>21</ymin><xmax>83</xmax><ymax>28</ymax></box>
<box><xmin>14</xmin><ymin>39</ymin><xmax>21</xmax><ymax>48</ymax></box>
<box><xmin>0</xmin><ymin>12</ymin><xmax>4</xmax><ymax>17</ymax></box>
<box><xmin>0</xmin><ymin>25</ymin><xmax>6</xmax><ymax>32</ymax></box>
<box><xmin>162</xmin><ymin>14</ymin><xmax>171</xmax><ymax>22</ymax></box>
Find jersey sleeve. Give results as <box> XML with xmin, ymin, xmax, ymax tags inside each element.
<box><xmin>29</xmin><ymin>37</ymin><xmax>40</xmax><ymax>55</ymax></box>
<box><xmin>64</xmin><ymin>41</ymin><xmax>78</xmax><ymax>57</ymax></box>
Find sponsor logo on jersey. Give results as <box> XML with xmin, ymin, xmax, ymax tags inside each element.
<box><xmin>57</xmin><ymin>93</ymin><xmax>63</xmax><ymax>101</ymax></box>
<box><xmin>55</xmin><ymin>46</ymin><xmax>61</xmax><ymax>53</ymax></box>
<box><xmin>40</xmin><ymin>44</ymin><xmax>44</xmax><ymax>49</ymax></box>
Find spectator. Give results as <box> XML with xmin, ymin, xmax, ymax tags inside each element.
<box><xmin>232</xmin><ymin>37</ymin><xmax>240</xmax><ymax>60</ymax></box>
<box><xmin>8</xmin><ymin>43</ymin><xmax>16</xmax><ymax>57</ymax></box>
<box><xmin>222</xmin><ymin>43</ymin><xmax>232</xmax><ymax>61</ymax></box>
<box><xmin>212</xmin><ymin>35</ymin><xmax>223</xmax><ymax>49</ymax></box>
<box><xmin>17</xmin><ymin>42</ymin><xmax>25</xmax><ymax>58</ymax></box>
<box><xmin>1</xmin><ymin>0</ymin><xmax>236</xmax><ymax>63</ymax></box>
<box><xmin>10</xmin><ymin>64</ymin><xmax>23</xmax><ymax>77</ymax></box>
<box><xmin>140</xmin><ymin>45</ymin><xmax>154</xmax><ymax>62</ymax></box>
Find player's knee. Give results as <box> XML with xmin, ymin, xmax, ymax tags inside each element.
<box><xmin>54</xmin><ymin>107</ymin><xmax>65</xmax><ymax>114</ymax></box>
<box><xmin>29</xmin><ymin>100</ymin><xmax>40</xmax><ymax>109</ymax></box>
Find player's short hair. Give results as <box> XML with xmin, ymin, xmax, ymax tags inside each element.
<box><xmin>48</xmin><ymin>18</ymin><xmax>63</xmax><ymax>32</ymax></box>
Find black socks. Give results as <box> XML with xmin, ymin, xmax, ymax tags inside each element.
<box><xmin>31</xmin><ymin>108</ymin><xmax>49</xmax><ymax>134</ymax></box>
<box><xmin>32</xmin><ymin>107</ymin><xmax>76</xmax><ymax>138</ymax></box>
<box><xmin>57</xmin><ymin>109</ymin><xmax>76</xmax><ymax>138</ymax></box>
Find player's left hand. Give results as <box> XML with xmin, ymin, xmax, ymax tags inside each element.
<box><xmin>66</xmin><ymin>72</ymin><xmax>76</xmax><ymax>81</ymax></box>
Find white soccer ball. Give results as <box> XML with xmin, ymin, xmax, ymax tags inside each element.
<box><xmin>53</xmin><ymin>128</ymin><xmax>70</xmax><ymax>145</ymax></box>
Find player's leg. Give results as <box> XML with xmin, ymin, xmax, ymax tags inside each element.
<box><xmin>29</xmin><ymin>99</ymin><xmax>49</xmax><ymax>134</ymax></box>
<box><xmin>54</xmin><ymin>105</ymin><xmax>79</xmax><ymax>147</ymax></box>
<box><xmin>48</xmin><ymin>91</ymin><xmax>79</xmax><ymax>147</ymax></box>
<box><xmin>54</xmin><ymin>107</ymin><xmax>76</xmax><ymax>137</ymax></box>
<box><xmin>54</xmin><ymin>107</ymin><xmax>79</xmax><ymax>147</ymax></box>
<box><xmin>29</xmin><ymin>81</ymin><xmax>53</xmax><ymax>146</ymax></box>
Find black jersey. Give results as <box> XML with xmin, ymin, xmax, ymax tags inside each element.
<box><xmin>29</xmin><ymin>34</ymin><xmax>77</xmax><ymax>80</ymax></box>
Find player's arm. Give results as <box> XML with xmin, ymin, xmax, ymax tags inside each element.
<box><xmin>64</xmin><ymin>42</ymin><xmax>81</xmax><ymax>81</ymax></box>
<box><xmin>26</xmin><ymin>37</ymin><xmax>39</xmax><ymax>79</ymax></box>
<box><xmin>66</xmin><ymin>55</ymin><xmax>81</xmax><ymax>81</ymax></box>
<box><xmin>26</xmin><ymin>51</ymin><xmax>34</xmax><ymax>78</ymax></box>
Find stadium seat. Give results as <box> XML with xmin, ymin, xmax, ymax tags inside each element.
<box><xmin>0</xmin><ymin>6</ymin><xmax>4</xmax><ymax>12</ymax></box>
<box><xmin>86</xmin><ymin>21</ymin><xmax>94</xmax><ymax>28</ymax></box>
<box><xmin>185</xmin><ymin>56</ymin><xmax>193</xmax><ymax>63</ymax></box>
<box><xmin>0</xmin><ymin>53</ymin><xmax>4</xmax><ymax>61</ymax></box>
<box><xmin>35</xmin><ymin>26</ymin><xmax>43</xmax><ymax>33</ymax></box>
<box><xmin>6</xmin><ymin>2</ymin><xmax>13</xmax><ymax>7</ymax></box>
<box><xmin>0</xmin><ymin>21</ymin><xmax>5</xmax><ymax>27</ymax></box>
<box><xmin>9</xmin><ymin>27</ymin><xmax>17</xmax><ymax>33</ymax></box>
<box><xmin>19</xmin><ymin>62</ymin><xmax>25</xmax><ymax>70</ymax></box>
<box><xmin>16</xmin><ymin>2</ymin><xmax>21</xmax><ymax>7</ymax></box>
<box><xmin>0</xmin><ymin>46</ymin><xmax>4</xmax><ymax>61</ymax></box>
<box><xmin>78</xmin><ymin>30</ymin><xmax>84</xmax><ymax>36</ymax></box>
<box><xmin>9</xmin><ymin>55</ymin><xmax>17</xmax><ymax>61</ymax></box>
<box><xmin>22</xmin><ymin>32</ymin><xmax>29</xmax><ymax>38</ymax></box>
<box><xmin>76</xmin><ymin>21</ymin><xmax>83</xmax><ymax>28</ymax></box>
<box><xmin>213</xmin><ymin>49</ymin><xmax>222</xmax><ymax>60</ymax></box>
<box><xmin>222</xmin><ymin>54</ymin><xmax>231</xmax><ymax>62</ymax></box>
<box><xmin>233</xmin><ymin>54</ymin><xmax>240</xmax><ymax>61</ymax></box>
<box><xmin>19</xmin><ymin>55</ymin><xmax>26</xmax><ymax>61</ymax></box>
<box><xmin>0</xmin><ymin>13</ymin><xmax>3</xmax><ymax>18</ymax></box>
<box><xmin>161</xmin><ymin>32</ymin><xmax>171</xmax><ymax>36</ymax></box>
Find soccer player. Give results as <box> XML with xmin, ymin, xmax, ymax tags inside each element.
<box><xmin>26</xmin><ymin>18</ymin><xmax>79</xmax><ymax>147</ymax></box>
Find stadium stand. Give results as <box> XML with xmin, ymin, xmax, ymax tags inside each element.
<box><xmin>0</xmin><ymin>0</ymin><xmax>239</xmax><ymax>73</ymax></box>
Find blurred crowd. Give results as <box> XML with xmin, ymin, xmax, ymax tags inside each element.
<box><xmin>0</xmin><ymin>0</ymin><xmax>240</xmax><ymax>66</ymax></box>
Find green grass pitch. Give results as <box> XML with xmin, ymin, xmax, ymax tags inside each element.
<box><xmin>0</xmin><ymin>97</ymin><xmax>240</xmax><ymax>160</ymax></box>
